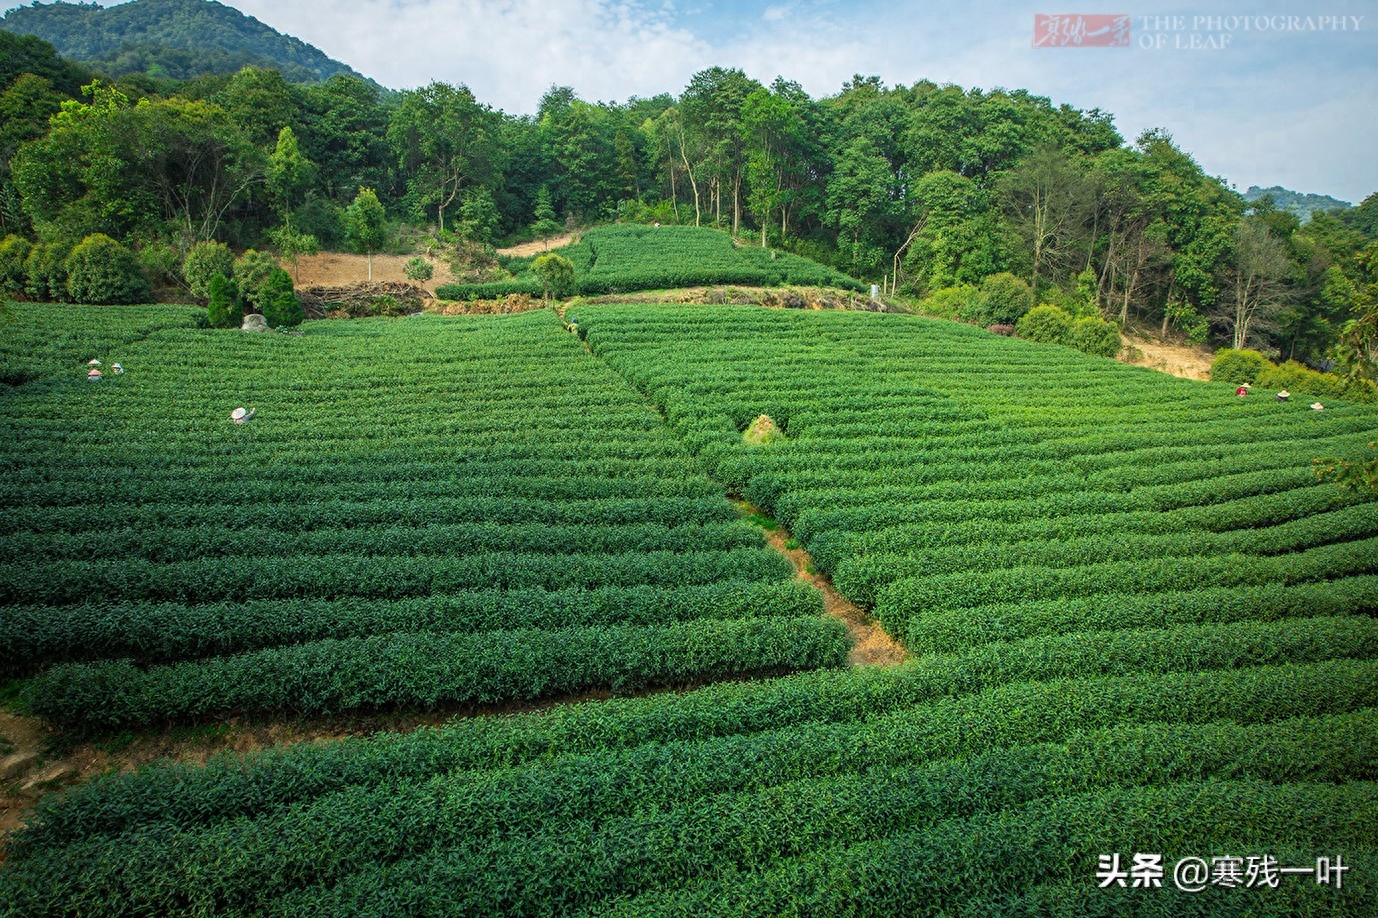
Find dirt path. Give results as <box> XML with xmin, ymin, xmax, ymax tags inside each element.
<box><xmin>1120</xmin><ymin>332</ymin><xmax>1214</xmax><ymax>381</ymax></box>
<box><xmin>734</xmin><ymin>502</ymin><xmax>907</xmax><ymax>667</ymax></box>
<box><xmin>291</xmin><ymin>252</ymin><xmax>456</xmax><ymax>293</ymax></box>
<box><xmin>497</xmin><ymin>234</ymin><xmax>575</xmax><ymax>257</ymax></box>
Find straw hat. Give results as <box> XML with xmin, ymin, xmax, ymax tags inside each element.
<box><xmin>231</xmin><ymin>407</ymin><xmax>255</xmax><ymax>423</ymax></box>
<box><xmin>87</xmin><ymin>368</ymin><xmax>102</xmax><ymax>380</ymax></box>
<box><xmin>1310</xmin><ymin>402</ymin><xmax>1324</xmax><ymax>411</ymax></box>
<box><xmin>87</xmin><ymin>359</ymin><xmax>101</xmax><ymax>366</ymax></box>
<box><xmin>111</xmin><ymin>363</ymin><xmax>123</xmax><ymax>374</ymax></box>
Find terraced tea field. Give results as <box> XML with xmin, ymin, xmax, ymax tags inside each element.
<box><xmin>2</xmin><ymin>301</ymin><xmax>1376</xmax><ymax>914</ymax></box>
<box><xmin>0</xmin><ymin>304</ymin><xmax>843</xmax><ymax>730</ymax></box>
<box><xmin>436</xmin><ymin>224</ymin><xmax>865</xmax><ymax>299</ymax></box>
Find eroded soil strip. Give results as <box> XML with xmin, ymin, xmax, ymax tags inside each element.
<box><xmin>733</xmin><ymin>501</ymin><xmax>907</xmax><ymax>668</ymax></box>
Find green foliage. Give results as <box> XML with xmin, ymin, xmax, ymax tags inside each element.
<box><xmin>403</xmin><ymin>256</ymin><xmax>434</xmax><ymax>282</ymax></box>
<box><xmin>920</xmin><ymin>284</ymin><xmax>977</xmax><ymax>320</ymax></box>
<box><xmin>966</xmin><ymin>271</ymin><xmax>1034</xmax><ymax>326</ymax></box>
<box><xmin>1068</xmin><ymin>316</ymin><xmax>1122</xmax><ymax>358</ymax></box>
<box><xmin>205</xmin><ymin>272</ymin><xmax>241</xmax><ymax>329</ymax></box>
<box><xmin>181</xmin><ymin>240</ymin><xmax>235</xmax><ymax>300</ymax></box>
<box><xmin>265</xmin><ymin>224</ymin><xmax>318</xmax><ymax>282</ymax></box>
<box><xmin>1256</xmin><ymin>359</ymin><xmax>1375</xmax><ymax>402</ymax></box>
<box><xmin>1015</xmin><ymin>304</ymin><xmax>1073</xmax><ymax>345</ymax></box>
<box><xmin>63</xmin><ymin>233</ymin><xmax>150</xmax><ymax>304</ymax></box>
<box><xmin>0</xmin><ymin>233</ymin><xmax>31</xmax><ymax>296</ymax></box>
<box><xmin>344</xmin><ymin>186</ymin><xmax>386</xmax><ymax>256</ymax></box>
<box><xmin>135</xmin><ymin>241</ymin><xmax>180</xmax><ymax>289</ymax></box>
<box><xmin>458</xmin><ymin>186</ymin><xmax>499</xmax><ymax>243</ymax></box>
<box><xmin>439</xmin><ymin>225</ymin><xmax>862</xmax><ymax>300</ymax></box>
<box><xmin>232</xmin><ymin>249</ymin><xmax>280</xmax><ymax>312</ymax></box>
<box><xmin>258</xmin><ymin>266</ymin><xmax>302</xmax><ymax>327</ymax></box>
<box><xmin>1316</xmin><ymin>442</ymin><xmax>1378</xmax><ymax>494</ymax></box>
<box><xmin>532</xmin><ymin>253</ymin><xmax>575</xmax><ymax>299</ymax></box>
<box><xmin>1209</xmin><ymin>347</ymin><xmax>1273</xmax><ymax>386</ymax></box>
<box><xmin>0</xmin><ymin>0</ymin><xmax>372</xmax><ymax>86</ymax></box>
<box><xmin>1165</xmin><ymin>297</ymin><xmax>1210</xmax><ymax>344</ymax></box>
<box><xmin>265</xmin><ymin>126</ymin><xmax>316</xmax><ymax>218</ymax></box>
<box><xmin>21</xmin><ymin>240</ymin><xmax>71</xmax><ymax>300</ymax></box>
<box><xmin>0</xmin><ymin>305</ymin><xmax>837</xmax><ymax>728</ymax></box>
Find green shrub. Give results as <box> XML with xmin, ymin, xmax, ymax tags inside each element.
<box><xmin>233</xmin><ymin>249</ymin><xmax>281</xmax><ymax>313</ymax></box>
<box><xmin>921</xmin><ymin>284</ymin><xmax>978</xmax><ymax>320</ymax></box>
<box><xmin>533</xmin><ymin>253</ymin><xmax>576</xmax><ymax>299</ymax></box>
<box><xmin>1257</xmin><ymin>359</ymin><xmax>1375</xmax><ymax>402</ymax></box>
<box><xmin>64</xmin><ymin>234</ymin><xmax>151</xmax><ymax>304</ymax></box>
<box><xmin>0</xmin><ymin>234</ymin><xmax>32</xmax><ymax>296</ymax></box>
<box><xmin>182</xmin><ymin>241</ymin><xmax>236</xmax><ymax>300</ymax></box>
<box><xmin>404</xmin><ymin>256</ymin><xmax>434</xmax><ymax>282</ymax></box>
<box><xmin>966</xmin><ymin>272</ymin><xmax>1034</xmax><ymax>326</ymax></box>
<box><xmin>136</xmin><ymin>242</ymin><xmax>180</xmax><ymax>289</ymax></box>
<box><xmin>1209</xmin><ymin>348</ymin><xmax>1272</xmax><ymax>386</ymax></box>
<box><xmin>259</xmin><ymin>267</ymin><xmax>303</xmax><ymax>328</ymax></box>
<box><xmin>1015</xmin><ymin>304</ymin><xmax>1073</xmax><ymax>345</ymax></box>
<box><xmin>22</xmin><ymin>240</ymin><xmax>73</xmax><ymax>300</ymax></box>
<box><xmin>1068</xmin><ymin>316</ymin><xmax>1122</xmax><ymax>357</ymax></box>
<box><xmin>205</xmin><ymin>273</ymin><xmax>242</xmax><ymax>329</ymax></box>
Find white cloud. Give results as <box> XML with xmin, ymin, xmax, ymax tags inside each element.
<box><xmin>761</xmin><ymin>5</ymin><xmax>788</xmax><ymax>22</ymax></box>
<box><xmin>228</xmin><ymin>0</ymin><xmax>712</xmax><ymax>112</ymax></box>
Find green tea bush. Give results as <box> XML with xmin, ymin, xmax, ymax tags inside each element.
<box><xmin>64</xmin><ymin>234</ymin><xmax>151</xmax><ymax>304</ymax></box>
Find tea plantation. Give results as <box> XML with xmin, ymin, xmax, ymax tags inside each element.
<box><xmin>2</xmin><ymin>302</ymin><xmax>1376</xmax><ymax>914</ymax></box>
<box><xmin>436</xmin><ymin>224</ymin><xmax>865</xmax><ymax>299</ymax></box>
<box><xmin>0</xmin><ymin>304</ymin><xmax>844</xmax><ymax>730</ymax></box>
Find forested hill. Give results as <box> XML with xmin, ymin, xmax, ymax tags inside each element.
<box><xmin>1244</xmin><ymin>185</ymin><xmax>1352</xmax><ymax>223</ymax></box>
<box><xmin>0</xmin><ymin>0</ymin><xmax>376</xmax><ymax>85</ymax></box>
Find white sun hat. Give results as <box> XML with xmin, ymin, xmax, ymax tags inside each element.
<box><xmin>111</xmin><ymin>363</ymin><xmax>123</xmax><ymax>374</ymax></box>
<box><xmin>231</xmin><ymin>407</ymin><xmax>255</xmax><ymax>423</ymax></box>
<box><xmin>1311</xmin><ymin>402</ymin><xmax>1324</xmax><ymax>411</ymax></box>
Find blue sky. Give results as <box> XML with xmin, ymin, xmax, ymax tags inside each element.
<box><xmin>5</xmin><ymin>0</ymin><xmax>1375</xmax><ymax>203</ymax></box>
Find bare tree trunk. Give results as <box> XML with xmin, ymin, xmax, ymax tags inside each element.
<box><xmin>733</xmin><ymin>172</ymin><xmax>741</xmax><ymax>237</ymax></box>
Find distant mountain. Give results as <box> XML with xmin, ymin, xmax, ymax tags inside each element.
<box><xmin>0</xmin><ymin>0</ymin><xmax>379</xmax><ymax>86</ymax></box>
<box><xmin>1244</xmin><ymin>185</ymin><xmax>1352</xmax><ymax>223</ymax></box>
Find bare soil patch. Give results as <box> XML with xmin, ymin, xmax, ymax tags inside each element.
<box><xmin>735</xmin><ymin>501</ymin><xmax>907</xmax><ymax>668</ymax></box>
<box><xmin>1120</xmin><ymin>332</ymin><xmax>1214</xmax><ymax>381</ymax></box>
<box><xmin>496</xmin><ymin>234</ymin><xmax>576</xmax><ymax>257</ymax></box>
<box><xmin>291</xmin><ymin>252</ymin><xmax>457</xmax><ymax>293</ymax></box>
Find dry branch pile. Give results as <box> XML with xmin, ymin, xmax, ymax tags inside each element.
<box><xmin>297</xmin><ymin>282</ymin><xmax>432</xmax><ymax>319</ymax></box>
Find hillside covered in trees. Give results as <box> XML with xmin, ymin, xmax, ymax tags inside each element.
<box><xmin>0</xmin><ymin>18</ymin><xmax>1376</xmax><ymax>369</ymax></box>
<box><xmin>1244</xmin><ymin>185</ymin><xmax>1352</xmax><ymax>225</ymax></box>
<box><xmin>0</xmin><ymin>0</ymin><xmax>373</xmax><ymax>84</ymax></box>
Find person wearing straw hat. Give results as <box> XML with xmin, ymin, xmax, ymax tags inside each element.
<box><xmin>231</xmin><ymin>407</ymin><xmax>256</xmax><ymax>424</ymax></box>
<box><xmin>1276</xmin><ymin>390</ymin><xmax>1290</xmax><ymax>402</ymax></box>
<box><xmin>1235</xmin><ymin>383</ymin><xmax>1251</xmax><ymax>396</ymax></box>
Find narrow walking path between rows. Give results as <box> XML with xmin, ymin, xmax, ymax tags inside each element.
<box><xmin>733</xmin><ymin>501</ymin><xmax>907</xmax><ymax>667</ymax></box>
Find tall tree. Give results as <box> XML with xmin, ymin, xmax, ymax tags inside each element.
<box><xmin>1215</xmin><ymin>218</ymin><xmax>1293</xmax><ymax>349</ymax></box>
<box><xmin>998</xmin><ymin>146</ymin><xmax>1093</xmax><ymax>296</ymax></box>
<box><xmin>344</xmin><ymin>186</ymin><xmax>386</xmax><ymax>280</ymax></box>
<box><xmin>388</xmin><ymin>82</ymin><xmax>500</xmax><ymax>234</ymax></box>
